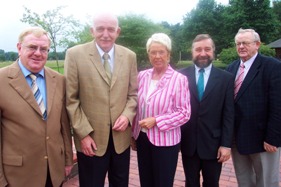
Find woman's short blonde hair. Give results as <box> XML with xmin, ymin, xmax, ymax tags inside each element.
<box><xmin>146</xmin><ymin>33</ymin><xmax>172</xmax><ymax>53</ymax></box>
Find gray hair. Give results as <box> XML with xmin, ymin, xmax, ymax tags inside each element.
<box><xmin>146</xmin><ymin>33</ymin><xmax>172</xmax><ymax>53</ymax></box>
<box><xmin>235</xmin><ymin>28</ymin><xmax>260</xmax><ymax>42</ymax></box>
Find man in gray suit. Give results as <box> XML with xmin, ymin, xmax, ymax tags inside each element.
<box><xmin>226</xmin><ymin>28</ymin><xmax>281</xmax><ymax>187</ymax></box>
<box><xmin>65</xmin><ymin>12</ymin><xmax>138</xmax><ymax>187</ymax></box>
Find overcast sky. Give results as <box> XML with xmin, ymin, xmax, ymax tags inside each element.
<box><xmin>0</xmin><ymin>0</ymin><xmax>228</xmax><ymax>52</ymax></box>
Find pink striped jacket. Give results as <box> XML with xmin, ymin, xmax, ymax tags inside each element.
<box><xmin>132</xmin><ymin>65</ymin><xmax>191</xmax><ymax>146</ymax></box>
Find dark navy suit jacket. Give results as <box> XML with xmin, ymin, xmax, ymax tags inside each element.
<box><xmin>226</xmin><ymin>54</ymin><xmax>281</xmax><ymax>155</ymax></box>
<box><xmin>179</xmin><ymin>65</ymin><xmax>235</xmax><ymax>159</ymax></box>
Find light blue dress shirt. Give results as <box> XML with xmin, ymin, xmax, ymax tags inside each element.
<box><xmin>18</xmin><ymin>60</ymin><xmax>47</xmax><ymax>109</ymax></box>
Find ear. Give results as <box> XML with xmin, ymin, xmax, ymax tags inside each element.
<box><xmin>116</xmin><ymin>27</ymin><xmax>121</xmax><ymax>36</ymax></box>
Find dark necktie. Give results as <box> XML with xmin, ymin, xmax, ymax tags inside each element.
<box><xmin>197</xmin><ymin>68</ymin><xmax>205</xmax><ymax>101</ymax></box>
<box><xmin>29</xmin><ymin>74</ymin><xmax>47</xmax><ymax>120</ymax></box>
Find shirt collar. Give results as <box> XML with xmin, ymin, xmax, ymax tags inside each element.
<box><xmin>240</xmin><ymin>52</ymin><xmax>257</xmax><ymax>70</ymax></box>
<box><xmin>194</xmin><ymin>63</ymin><xmax>212</xmax><ymax>74</ymax></box>
<box><xmin>18</xmin><ymin>59</ymin><xmax>45</xmax><ymax>78</ymax></box>
<box><xmin>96</xmin><ymin>43</ymin><xmax>115</xmax><ymax>60</ymax></box>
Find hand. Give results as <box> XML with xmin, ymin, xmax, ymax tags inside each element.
<box><xmin>264</xmin><ymin>142</ymin><xmax>278</xmax><ymax>152</ymax></box>
<box><xmin>65</xmin><ymin>165</ymin><xmax>73</xmax><ymax>176</ymax></box>
<box><xmin>80</xmin><ymin>135</ymin><xmax>97</xmax><ymax>157</ymax></box>
<box><xmin>113</xmin><ymin>115</ymin><xmax>129</xmax><ymax>131</ymax></box>
<box><xmin>217</xmin><ymin>146</ymin><xmax>231</xmax><ymax>163</ymax></box>
<box><xmin>139</xmin><ymin>117</ymin><xmax>156</xmax><ymax>129</ymax></box>
<box><xmin>131</xmin><ymin>137</ymin><xmax>137</xmax><ymax>151</ymax></box>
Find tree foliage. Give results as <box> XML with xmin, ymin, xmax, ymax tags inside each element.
<box><xmin>118</xmin><ymin>14</ymin><xmax>169</xmax><ymax>70</ymax></box>
<box><xmin>5</xmin><ymin>1</ymin><xmax>279</xmax><ymax>66</ymax></box>
<box><xmin>219</xmin><ymin>43</ymin><xmax>276</xmax><ymax>65</ymax></box>
<box><xmin>272</xmin><ymin>0</ymin><xmax>281</xmax><ymax>37</ymax></box>
<box><xmin>225</xmin><ymin>0</ymin><xmax>280</xmax><ymax>44</ymax></box>
<box><xmin>21</xmin><ymin>6</ymin><xmax>81</xmax><ymax>72</ymax></box>
<box><xmin>182</xmin><ymin>0</ymin><xmax>228</xmax><ymax>53</ymax></box>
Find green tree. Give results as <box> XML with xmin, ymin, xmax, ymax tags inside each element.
<box><xmin>21</xmin><ymin>6</ymin><xmax>81</xmax><ymax>72</ymax></box>
<box><xmin>0</xmin><ymin>49</ymin><xmax>5</xmax><ymax>62</ymax></box>
<box><xmin>225</xmin><ymin>0</ymin><xmax>280</xmax><ymax>44</ymax></box>
<box><xmin>272</xmin><ymin>0</ymin><xmax>281</xmax><ymax>37</ymax></box>
<box><xmin>5</xmin><ymin>52</ymin><xmax>18</xmax><ymax>61</ymax></box>
<box><xmin>219</xmin><ymin>43</ymin><xmax>275</xmax><ymax>64</ymax></box>
<box><xmin>182</xmin><ymin>0</ymin><xmax>227</xmax><ymax>54</ymax></box>
<box><xmin>117</xmin><ymin>14</ymin><xmax>168</xmax><ymax>69</ymax></box>
<box><xmin>161</xmin><ymin>22</ymin><xmax>185</xmax><ymax>66</ymax></box>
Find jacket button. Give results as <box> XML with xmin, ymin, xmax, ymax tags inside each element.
<box><xmin>44</xmin><ymin>156</ymin><xmax>48</xmax><ymax>160</ymax></box>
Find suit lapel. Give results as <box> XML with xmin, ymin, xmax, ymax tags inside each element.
<box><xmin>45</xmin><ymin>68</ymin><xmax>57</xmax><ymax>116</ymax></box>
<box><xmin>236</xmin><ymin>55</ymin><xmax>261</xmax><ymax>100</ymax></box>
<box><xmin>202</xmin><ymin>67</ymin><xmax>219</xmax><ymax>101</ymax></box>
<box><xmin>187</xmin><ymin>66</ymin><xmax>199</xmax><ymax>101</ymax></box>
<box><xmin>146</xmin><ymin>66</ymin><xmax>174</xmax><ymax>101</ymax></box>
<box><xmin>88</xmin><ymin>42</ymin><xmax>111</xmax><ymax>86</ymax></box>
<box><xmin>111</xmin><ymin>46</ymin><xmax>122</xmax><ymax>88</ymax></box>
<box><xmin>8</xmin><ymin>62</ymin><xmax>42</xmax><ymax>116</ymax></box>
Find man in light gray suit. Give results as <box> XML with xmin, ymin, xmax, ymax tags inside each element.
<box><xmin>65</xmin><ymin>12</ymin><xmax>138</xmax><ymax>187</ymax></box>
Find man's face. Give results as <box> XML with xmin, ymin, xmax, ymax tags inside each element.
<box><xmin>90</xmin><ymin>15</ymin><xmax>120</xmax><ymax>52</ymax></box>
<box><xmin>17</xmin><ymin>34</ymin><xmax>50</xmax><ymax>73</ymax></box>
<box><xmin>192</xmin><ymin>39</ymin><xmax>214</xmax><ymax>68</ymax></box>
<box><xmin>235</xmin><ymin>32</ymin><xmax>260</xmax><ymax>62</ymax></box>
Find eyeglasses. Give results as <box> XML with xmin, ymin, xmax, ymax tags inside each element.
<box><xmin>21</xmin><ymin>44</ymin><xmax>50</xmax><ymax>54</ymax></box>
<box><xmin>235</xmin><ymin>41</ymin><xmax>256</xmax><ymax>47</ymax></box>
<box><xmin>149</xmin><ymin>50</ymin><xmax>167</xmax><ymax>57</ymax></box>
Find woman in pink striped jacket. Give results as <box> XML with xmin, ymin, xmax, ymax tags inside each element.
<box><xmin>132</xmin><ymin>33</ymin><xmax>191</xmax><ymax>187</ymax></box>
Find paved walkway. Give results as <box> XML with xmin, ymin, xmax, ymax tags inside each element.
<box><xmin>63</xmin><ymin>150</ymin><xmax>280</xmax><ymax>187</ymax></box>
<box><xmin>63</xmin><ymin>151</ymin><xmax>247</xmax><ymax>187</ymax></box>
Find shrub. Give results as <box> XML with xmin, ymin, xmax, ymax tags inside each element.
<box><xmin>219</xmin><ymin>43</ymin><xmax>276</xmax><ymax>65</ymax></box>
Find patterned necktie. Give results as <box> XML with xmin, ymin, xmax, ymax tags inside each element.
<box><xmin>103</xmin><ymin>53</ymin><xmax>111</xmax><ymax>81</ymax></box>
<box><xmin>197</xmin><ymin>68</ymin><xmax>205</xmax><ymax>101</ymax></box>
<box><xmin>29</xmin><ymin>74</ymin><xmax>47</xmax><ymax>120</ymax></box>
<box><xmin>234</xmin><ymin>64</ymin><xmax>245</xmax><ymax>98</ymax></box>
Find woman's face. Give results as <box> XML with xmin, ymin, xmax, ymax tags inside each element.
<box><xmin>148</xmin><ymin>42</ymin><xmax>170</xmax><ymax>71</ymax></box>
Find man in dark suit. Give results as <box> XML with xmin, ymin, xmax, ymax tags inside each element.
<box><xmin>226</xmin><ymin>28</ymin><xmax>281</xmax><ymax>187</ymax></box>
<box><xmin>65</xmin><ymin>12</ymin><xmax>138</xmax><ymax>187</ymax></box>
<box><xmin>180</xmin><ymin>34</ymin><xmax>234</xmax><ymax>187</ymax></box>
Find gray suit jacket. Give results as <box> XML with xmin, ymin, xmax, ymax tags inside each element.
<box><xmin>65</xmin><ymin>41</ymin><xmax>138</xmax><ymax>156</ymax></box>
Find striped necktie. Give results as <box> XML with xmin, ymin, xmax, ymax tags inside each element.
<box><xmin>197</xmin><ymin>68</ymin><xmax>205</xmax><ymax>101</ymax></box>
<box><xmin>29</xmin><ymin>74</ymin><xmax>47</xmax><ymax>120</ymax></box>
<box><xmin>103</xmin><ymin>53</ymin><xmax>111</xmax><ymax>82</ymax></box>
<box><xmin>234</xmin><ymin>64</ymin><xmax>245</xmax><ymax>98</ymax></box>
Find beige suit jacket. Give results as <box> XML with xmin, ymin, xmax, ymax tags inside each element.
<box><xmin>0</xmin><ymin>62</ymin><xmax>73</xmax><ymax>187</ymax></box>
<box><xmin>65</xmin><ymin>41</ymin><xmax>138</xmax><ymax>156</ymax></box>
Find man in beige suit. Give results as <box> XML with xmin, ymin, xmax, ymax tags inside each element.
<box><xmin>65</xmin><ymin>12</ymin><xmax>138</xmax><ymax>187</ymax></box>
<box><xmin>0</xmin><ymin>27</ymin><xmax>73</xmax><ymax>187</ymax></box>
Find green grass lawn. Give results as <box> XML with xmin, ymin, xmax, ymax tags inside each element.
<box><xmin>0</xmin><ymin>60</ymin><xmax>65</xmax><ymax>74</ymax></box>
<box><xmin>177</xmin><ymin>60</ymin><xmax>227</xmax><ymax>69</ymax></box>
<box><xmin>0</xmin><ymin>60</ymin><xmax>227</xmax><ymax>74</ymax></box>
